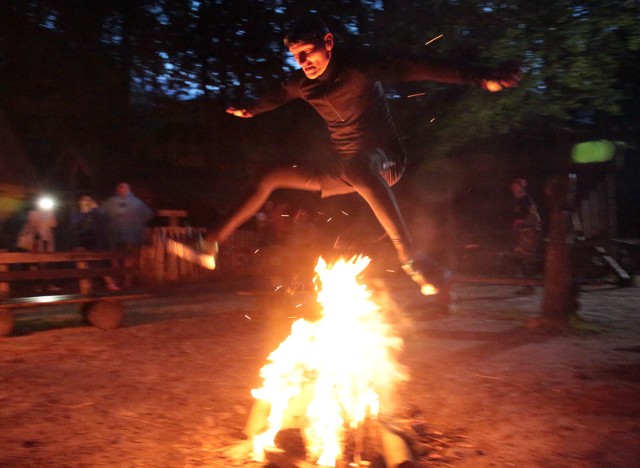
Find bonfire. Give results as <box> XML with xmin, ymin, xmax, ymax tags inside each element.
<box><xmin>248</xmin><ymin>256</ymin><xmax>409</xmax><ymax>467</ymax></box>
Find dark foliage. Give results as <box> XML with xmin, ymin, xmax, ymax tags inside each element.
<box><xmin>0</xmin><ymin>0</ymin><xmax>638</xmax><ymax>228</ymax></box>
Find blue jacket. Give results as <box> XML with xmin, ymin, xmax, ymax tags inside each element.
<box><xmin>102</xmin><ymin>193</ymin><xmax>153</xmax><ymax>246</ymax></box>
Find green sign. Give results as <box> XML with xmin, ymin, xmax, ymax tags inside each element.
<box><xmin>571</xmin><ymin>140</ymin><xmax>615</xmax><ymax>164</ymax></box>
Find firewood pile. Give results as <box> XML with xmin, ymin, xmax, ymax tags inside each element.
<box><xmin>218</xmin><ymin>408</ymin><xmax>475</xmax><ymax>467</ymax></box>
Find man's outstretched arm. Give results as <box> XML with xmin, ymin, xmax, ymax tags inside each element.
<box><xmin>226</xmin><ymin>79</ymin><xmax>301</xmax><ymax>118</ymax></box>
<box><xmin>378</xmin><ymin>57</ymin><xmax>522</xmax><ymax>92</ymax></box>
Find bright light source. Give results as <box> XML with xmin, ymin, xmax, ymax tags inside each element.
<box><xmin>37</xmin><ymin>196</ymin><xmax>55</xmax><ymax>211</ymax></box>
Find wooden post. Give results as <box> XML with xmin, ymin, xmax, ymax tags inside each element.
<box><xmin>0</xmin><ymin>250</ymin><xmax>9</xmax><ymax>298</ymax></box>
<box><xmin>0</xmin><ymin>308</ymin><xmax>14</xmax><ymax>336</ymax></box>
<box><xmin>153</xmin><ymin>231</ymin><xmax>166</xmax><ymax>283</ymax></box>
<box><xmin>76</xmin><ymin>259</ymin><xmax>93</xmax><ymax>295</ymax></box>
<box><xmin>166</xmin><ymin>236</ymin><xmax>178</xmax><ymax>281</ymax></box>
<box><xmin>138</xmin><ymin>242</ymin><xmax>152</xmax><ymax>285</ymax></box>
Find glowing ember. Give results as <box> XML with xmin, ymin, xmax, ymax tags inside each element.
<box><xmin>424</xmin><ymin>33</ymin><xmax>444</xmax><ymax>46</ymax></box>
<box><xmin>250</xmin><ymin>256</ymin><xmax>407</xmax><ymax>466</ymax></box>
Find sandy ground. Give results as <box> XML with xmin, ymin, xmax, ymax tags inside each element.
<box><xmin>1</xmin><ymin>273</ymin><xmax>639</xmax><ymax>467</ymax></box>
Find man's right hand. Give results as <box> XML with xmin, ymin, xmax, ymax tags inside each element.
<box><xmin>226</xmin><ymin>107</ymin><xmax>253</xmax><ymax>118</ymax></box>
<box><xmin>481</xmin><ymin>62</ymin><xmax>522</xmax><ymax>92</ymax></box>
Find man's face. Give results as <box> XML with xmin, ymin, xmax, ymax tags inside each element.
<box><xmin>117</xmin><ymin>183</ymin><xmax>131</xmax><ymax>197</ymax></box>
<box><xmin>510</xmin><ymin>182</ymin><xmax>525</xmax><ymax>197</ymax></box>
<box><xmin>79</xmin><ymin>196</ymin><xmax>94</xmax><ymax>213</ymax></box>
<box><xmin>288</xmin><ymin>33</ymin><xmax>334</xmax><ymax>79</ymax></box>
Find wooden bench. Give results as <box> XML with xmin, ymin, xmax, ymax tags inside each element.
<box><xmin>0</xmin><ymin>250</ymin><xmax>150</xmax><ymax>336</ymax></box>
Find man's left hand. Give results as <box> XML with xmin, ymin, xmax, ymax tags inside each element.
<box><xmin>226</xmin><ymin>107</ymin><xmax>254</xmax><ymax>118</ymax></box>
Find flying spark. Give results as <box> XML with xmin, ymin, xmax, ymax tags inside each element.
<box><xmin>424</xmin><ymin>34</ymin><xmax>444</xmax><ymax>46</ymax></box>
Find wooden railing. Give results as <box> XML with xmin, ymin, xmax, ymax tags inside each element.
<box><xmin>141</xmin><ymin>226</ymin><xmax>211</xmax><ymax>283</ymax></box>
<box><xmin>140</xmin><ymin>227</ymin><xmax>264</xmax><ymax>283</ymax></box>
<box><xmin>0</xmin><ymin>249</ymin><xmax>139</xmax><ymax>297</ymax></box>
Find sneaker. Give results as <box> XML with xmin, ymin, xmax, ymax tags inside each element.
<box><xmin>197</xmin><ymin>234</ymin><xmax>219</xmax><ymax>257</ymax></box>
<box><xmin>198</xmin><ymin>234</ymin><xmax>218</xmax><ymax>270</ymax></box>
<box><xmin>402</xmin><ymin>256</ymin><xmax>452</xmax><ymax>302</ymax></box>
<box><xmin>167</xmin><ymin>235</ymin><xmax>218</xmax><ymax>270</ymax></box>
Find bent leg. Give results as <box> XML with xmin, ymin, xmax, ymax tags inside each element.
<box><xmin>343</xmin><ymin>155</ymin><xmax>450</xmax><ymax>293</ymax></box>
<box><xmin>341</xmin><ymin>157</ymin><xmax>414</xmax><ymax>264</ymax></box>
<box><xmin>212</xmin><ymin>167</ymin><xmax>322</xmax><ymax>243</ymax></box>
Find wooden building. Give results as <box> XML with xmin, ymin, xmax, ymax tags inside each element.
<box><xmin>0</xmin><ymin>108</ymin><xmax>39</xmax><ymax>248</ymax></box>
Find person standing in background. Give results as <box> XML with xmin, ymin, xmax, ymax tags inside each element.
<box><xmin>15</xmin><ymin>196</ymin><xmax>61</xmax><ymax>292</ymax></box>
<box><xmin>102</xmin><ymin>183</ymin><xmax>153</xmax><ymax>288</ymax></box>
<box><xmin>70</xmin><ymin>195</ymin><xmax>120</xmax><ymax>291</ymax></box>
<box><xmin>102</xmin><ymin>182</ymin><xmax>153</xmax><ymax>249</ymax></box>
<box><xmin>16</xmin><ymin>197</ymin><xmax>58</xmax><ymax>254</ymax></box>
<box><xmin>505</xmin><ymin>178</ymin><xmax>543</xmax><ymax>294</ymax></box>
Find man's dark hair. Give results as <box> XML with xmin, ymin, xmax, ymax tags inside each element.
<box><xmin>283</xmin><ymin>15</ymin><xmax>330</xmax><ymax>47</ymax></box>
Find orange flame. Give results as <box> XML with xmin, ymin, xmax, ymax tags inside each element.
<box><xmin>251</xmin><ymin>256</ymin><xmax>407</xmax><ymax>466</ymax></box>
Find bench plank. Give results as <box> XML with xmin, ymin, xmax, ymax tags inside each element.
<box><xmin>0</xmin><ymin>250</ymin><xmax>140</xmax><ymax>297</ymax></box>
<box><xmin>1</xmin><ymin>293</ymin><xmax>151</xmax><ymax>310</ymax></box>
<box><xmin>0</xmin><ymin>251</ymin><xmax>137</xmax><ymax>264</ymax></box>
<box><xmin>0</xmin><ymin>267</ymin><xmax>136</xmax><ymax>282</ymax></box>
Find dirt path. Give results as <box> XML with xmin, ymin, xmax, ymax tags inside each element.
<box><xmin>1</xmin><ymin>279</ymin><xmax>639</xmax><ymax>467</ymax></box>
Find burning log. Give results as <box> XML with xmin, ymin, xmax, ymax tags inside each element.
<box><xmin>264</xmin><ymin>446</ymin><xmax>305</xmax><ymax>468</ymax></box>
<box><xmin>274</xmin><ymin>428</ymin><xmax>307</xmax><ymax>459</ymax></box>
<box><xmin>260</xmin><ymin>418</ymin><xmax>417</xmax><ymax>468</ymax></box>
<box><xmin>376</xmin><ymin>421</ymin><xmax>416</xmax><ymax>468</ymax></box>
<box><xmin>245</xmin><ymin>398</ymin><xmax>271</xmax><ymax>438</ymax></box>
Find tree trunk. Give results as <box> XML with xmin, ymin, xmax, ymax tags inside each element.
<box><xmin>542</xmin><ymin>174</ymin><xmax>579</xmax><ymax>321</ymax></box>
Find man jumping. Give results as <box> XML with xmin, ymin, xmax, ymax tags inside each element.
<box><xmin>207</xmin><ymin>15</ymin><xmax>520</xmax><ymax>305</ymax></box>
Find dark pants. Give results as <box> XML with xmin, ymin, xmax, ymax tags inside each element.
<box><xmin>213</xmin><ymin>147</ymin><xmax>417</xmax><ymax>266</ymax></box>
<box><xmin>500</xmin><ymin>228</ymin><xmax>543</xmax><ymax>279</ymax></box>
